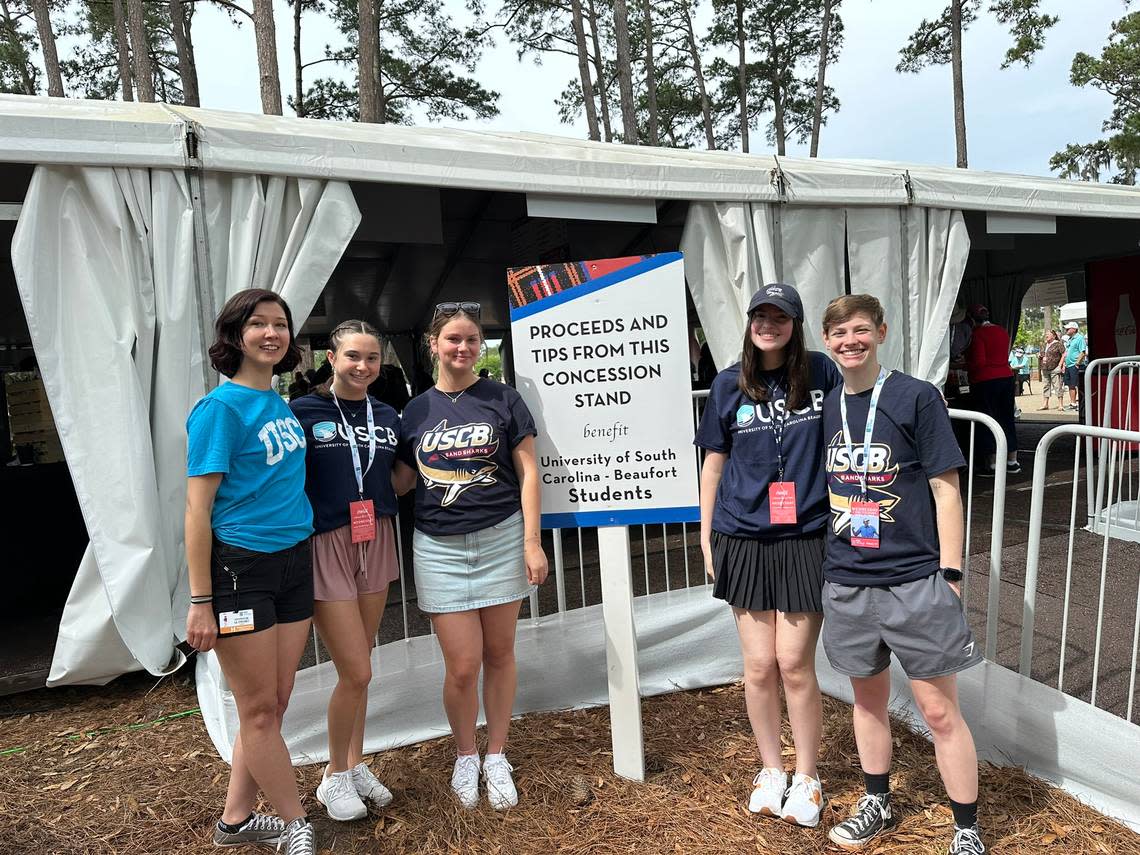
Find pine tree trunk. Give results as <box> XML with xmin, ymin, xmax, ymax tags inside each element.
<box><xmin>586</xmin><ymin>0</ymin><xmax>612</xmax><ymax>142</ymax></box>
<box><xmin>111</xmin><ymin>0</ymin><xmax>134</xmax><ymax>100</ymax></box>
<box><xmin>0</xmin><ymin>0</ymin><xmax>37</xmax><ymax>94</ymax></box>
<box><xmin>611</xmin><ymin>0</ymin><xmax>638</xmax><ymax>142</ymax></box>
<box><xmin>683</xmin><ymin>4</ymin><xmax>714</xmax><ymax>149</ymax></box>
<box><xmin>127</xmin><ymin>0</ymin><xmax>155</xmax><ymax>101</ymax></box>
<box><xmin>374</xmin><ymin>24</ymin><xmax>385</xmax><ymax>123</ymax></box>
<box><xmin>358</xmin><ymin>0</ymin><xmax>379</xmax><ymax>121</ymax></box>
<box><xmin>735</xmin><ymin>0</ymin><xmax>748</xmax><ymax>153</ymax></box>
<box><xmin>169</xmin><ymin>0</ymin><xmax>199</xmax><ymax>106</ymax></box>
<box><xmin>29</xmin><ymin>0</ymin><xmax>63</xmax><ymax>96</ymax></box>
<box><xmin>951</xmin><ymin>0</ymin><xmax>967</xmax><ymax>168</ymax></box>
<box><xmin>252</xmin><ymin>0</ymin><xmax>282</xmax><ymax>114</ymax></box>
<box><xmin>809</xmin><ymin>0</ymin><xmax>832</xmax><ymax>157</ymax></box>
<box><xmin>771</xmin><ymin>35</ymin><xmax>785</xmax><ymax>155</ymax></box>
<box><xmin>293</xmin><ymin>0</ymin><xmax>303</xmax><ymax>116</ymax></box>
<box><xmin>570</xmin><ymin>0</ymin><xmax>600</xmax><ymax>141</ymax></box>
<box><xmin>642</xmin><ymin>0</ymin><xmax>658</xmax><ymax>146</ymax></box>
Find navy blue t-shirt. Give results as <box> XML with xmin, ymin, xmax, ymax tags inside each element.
<box><xmin>694</xmin><ymin>351</ymin><xmax>841</xmax><ymax>539</ymax></box>
<box><xmin>399</xmin><ymin>379</ymin><xmax>537</xmax><ymax>536</ymax></box>
<box><xmin>290</xmin><ymin>392</ymin><xmax>401</xmax><ymax>534</ymax></box>
<box><xmin>822</xmin><ymin>371</ymin><xmax>966</xmax><ymax>586</ymax></box>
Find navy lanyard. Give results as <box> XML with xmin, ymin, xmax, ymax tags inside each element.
<box><xmin>839</xmin><ymin>367</ymin><xmax>890</xmax><ymax>498</ymax></box>
<box><xmin>332</xmin><ymin>394</ymin><xmax>376</xmax><ymax>498</ymax></box>
<box><xmin>765</xmin><ymin>374</ymin><xmax>790</xmax><ymax>481</ymax></box>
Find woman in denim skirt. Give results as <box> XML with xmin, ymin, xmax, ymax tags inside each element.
<box><xmin>394</xmin><ymin>301</ymin><xmax>549</xmax><ymax>810</ymax></box>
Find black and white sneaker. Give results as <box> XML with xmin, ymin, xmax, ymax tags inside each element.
<box><xmin>827</xmin><ymin>792</ymin><xmax>895</xmax><ymax>850</ymax></box>
<box><xmin>949</xmin><ymin>824</ymin><xmax>987</xmax><ymax>854</ymax></box>
<box><xmin>212</xmin><ymin>812</ymin><xmax>284</xmax><ymax>848</ymax></box>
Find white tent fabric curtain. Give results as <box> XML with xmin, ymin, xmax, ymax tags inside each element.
<box><xmin>11</xmin><ymin>166</ymin><xmax>360</xmax><ymax>686</ymax></box>
<box><xmin>682</xmin><ymin>202</ymin><xmax>969</xmax><ymax>386</ymax></box>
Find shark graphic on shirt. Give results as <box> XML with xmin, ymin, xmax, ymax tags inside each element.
<box><xmin>416</xmin><ymin>420</ymin><xmax>500</xmax><ymax>506</ymax></box>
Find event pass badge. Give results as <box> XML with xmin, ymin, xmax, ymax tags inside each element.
<box><xmin>769</xmin><ymin>482</ymin><xmax>797</xmax><ymax>525</ymax></box>
<box><xmin>350</xmin><ymin>499</ymin><xmax>376</xmax><ymax>544</ymax></box>
<box><xmin>850</xmin><ymin>500</ymin><xmax>881</xmax><ymax>548</ymax></box>
<box><xmin>218</xmin><ymin>608</ymin><xmax>255</xmax><ymax>635</ymax></box>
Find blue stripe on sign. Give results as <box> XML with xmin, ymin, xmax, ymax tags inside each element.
<box><xmin>509</xmin><ymin>252</ymin><xmax>683</xmax><ymax>322</ymax></box>
<box><xmin>542</xmin><ymin>505</ymin><xmax>700</xmax><ymax>529</ymax></box>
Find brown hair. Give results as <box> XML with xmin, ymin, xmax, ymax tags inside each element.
<box><xmin>822</xmin><ymin>294</ymin><xmax>885</xmax><ymax>335</ymax></box>
<box><xmin>208</xmin><ymin>289</ymin><xmax>302</xmax><ymax>378</ymax></box>
<box><xmin>738</xmin><ymin>314</ymin><xmax>810</xmax><ymax>410</ymax></box>
<box><xmin>329</xmin><ymin>319</ymin><xmax>382</xmax><ymax>353</ymax></box>
<box><xmin>426</xmin><ymin>308</ymin><xmax>484</xmax><ymax>346</ymax></box>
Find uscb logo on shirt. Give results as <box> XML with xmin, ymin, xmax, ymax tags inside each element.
<box><xmin>417</xmin><ymin>420</ymin><xmax>499</xmax><ymax>506</ymax></box>
<box><xmin>313</xmin><ymin>421</ymin><xmax>338</xmax><ymax>441</ymax></box>
<box><xmin>736</xmin><ymin>404</ymin><xmax>755</xmax><ymax>427</ymax></box>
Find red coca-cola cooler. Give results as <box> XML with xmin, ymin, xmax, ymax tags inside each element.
<box><xmin>1085</xmin><ymin>257</ymin><xmax>1140</xmax><ymax>445</ymax></box>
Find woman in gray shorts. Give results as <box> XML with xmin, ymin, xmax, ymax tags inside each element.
<box><xmin>818</xmin><ymin>294</ymin><xmax>987</xmax><ymax>855</ymax></box>
<box><xmin>394</xmin><ymin>301</ymin><xmax>549</xmax><ymax>811</ymax></box>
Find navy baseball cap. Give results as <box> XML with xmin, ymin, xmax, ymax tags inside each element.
<box><xmin>747</xmin><ymin>283</ymin><xmax>803</xmax><ymax>321</ymax></box>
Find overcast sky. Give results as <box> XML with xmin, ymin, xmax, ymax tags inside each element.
<box><xmin>191</xmin><ymin>0</ymin><xmax>1123</xmax><ymax>178</ymax></box>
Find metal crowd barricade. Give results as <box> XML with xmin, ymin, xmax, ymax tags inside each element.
<box><xmin>1083</xmin><ymin>354</ymin><xmax>1140</xmax><ymax>530</ymax></box>
<box><xmin>1021</xmin><ymin>422</ymin><xmax>1140</xmax><ymax>722</ymax></box>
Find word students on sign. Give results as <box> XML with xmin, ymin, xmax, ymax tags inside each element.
<box><xmin>508</xmin><ymin>254</ymin><xmax>699</xmax><ymax>528</ymax></box>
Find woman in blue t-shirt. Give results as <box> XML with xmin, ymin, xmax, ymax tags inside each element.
<box><xmin>393</xmin><ymin>301</ymin><xmax>549</xmax><ymax>811</ymax></box>
<box><xmin>289</xmin><ymin>320</ymin><xmax>402</xmax><ymax>823</ymax></box>
<box><xmin>184</xmin><ymin>289</ymin><xmax>316</xmax><ymax>855</ymax></box>
<box><xmin>694</xmin><ymin>283</ymin><xmax>841</xmax><ymax>829</ymax></box>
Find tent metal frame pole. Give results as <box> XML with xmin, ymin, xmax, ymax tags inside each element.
<box><xmin>899</xmin><ymin>206</ymin><xmax>912</xmax><ymax>374</ymax></box>
<box><xmin>185</xmin><ymin>128</ymin><xmax>217</xmax><ymax>393</ymax></box>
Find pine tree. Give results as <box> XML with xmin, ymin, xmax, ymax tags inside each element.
<box><xmin>0</xmin><ymin>0</ymin><xmax>40</xmax><ymax>94</ymax></box>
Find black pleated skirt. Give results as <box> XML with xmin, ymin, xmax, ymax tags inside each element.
<box><xmin>711</xmin><ymin>530</ymin><xmax>825</xmax><ymax>613</ymax></box>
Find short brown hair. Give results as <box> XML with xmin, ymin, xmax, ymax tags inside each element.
<box><xmin>822</xmin><ymin>294</ymin><xmax>885</xmax><ymax>335</ymax></box>
<box><xmin>208</xmin><ymin>289</ymin><xmax>302</xmax><ymax>378</ymax></box>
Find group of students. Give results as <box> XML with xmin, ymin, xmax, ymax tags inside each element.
<box><xmin>183</xmin><ymin>283</ymin><xmax>985</xmax><ymax>855</ymax></box>
<box><xmin>185</xmin><ymin>289</ymin><xmax>546</xmax><ymax>855</ymax></box>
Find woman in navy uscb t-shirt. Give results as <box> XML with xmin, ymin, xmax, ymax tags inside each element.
<box><xmin>393</xmin><ymin>302</ymin><xmax>549</xmax><ymax>811</ymax></box>
<box><xmin>289</xmin><ymin>320</ymin><xmax>402</xmax><ymax>822</ymax></box>
<box><xmin>694</xmin><ymin>282</ymin><xmax>841</xmax><ymax>828</ymax></box>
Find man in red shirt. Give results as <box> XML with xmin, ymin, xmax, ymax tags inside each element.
<box><xmin>964</xmin><ymin>305</ymin><xmax>1020</xmax><ymax>475</ymax></box>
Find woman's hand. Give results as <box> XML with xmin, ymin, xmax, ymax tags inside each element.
<box><xmin>525</xmin><ymin>539</ymin><xmax>549</xmax><ymax>585</ymax></box>
<box><xmin>702</xmin><ymin>539</ymin><xmax>715</xmax><ymax>580</ymax></box>
<box><xmin>186</xmin><ymin>603</ymin><xmax>219</xmax><ymax>652</ymax></box>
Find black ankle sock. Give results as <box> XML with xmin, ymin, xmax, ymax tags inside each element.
<box><xmin>217</xmin><ymin>813</ymin><xmax>253</xmax><ymax>833</ymax></box>
<box><xmin>864</xmin><ymin>772</ymin><xmax>890</xmax><ymax>796</ymax></box>
<box><xmin>950</xmin><ymin>799</ymin><xmax>978</xmax><ymax>829</ymax></box>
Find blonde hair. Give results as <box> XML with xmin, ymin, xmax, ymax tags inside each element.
<box><xmin>822</xmin><ymin>294</ymin><xmax>885</xmax><ymax>334</ymax></box>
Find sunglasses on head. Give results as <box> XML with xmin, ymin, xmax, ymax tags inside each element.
<box><xmin>434</xmin><ymin>301</ymin><xmax>481</xmax><ymax>320</ymax></box>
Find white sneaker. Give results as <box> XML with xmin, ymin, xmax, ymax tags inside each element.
<box><xmin>747</xmin><ymin>767</ymin><xmax>787</xmax><ymax>816</ymax></box>
<box><xmin>451</xmin><ymin>754</ymin><xmax>482</xmax><ymax>808</ymax></box>
<box><xmin>276</xmin><ymin>817</ymin><xmax>315</xmax><ymax>855</ymax></box>
<box><xmin>351</xmin><ymin>762</ymin><xmax>393</xmax><ymax>809</ymax></box>
<box><xmin>482</xmin><ymin>752</ymin><xmax>519</xmax><ymax>810</ymax></box>
<box><xmin>315</xmin><ymin>768</ymin><xmax>368</xmax><ymax>821</ymax></box>
<box><xmin>781</xmin><ymin>772</ymin><xmax>824</xmax><ymax>827</ymax></box>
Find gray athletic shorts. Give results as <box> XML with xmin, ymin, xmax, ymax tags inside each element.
<box><xmin>822</xmin><ymin>573</ymin><xmax>983</xmax><ymax>680</ymax></box>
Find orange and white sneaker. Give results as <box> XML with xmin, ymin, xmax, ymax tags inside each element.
<box><xmin>747</xmin><ymin>767</ymin><xmax>787</xmax><ymax>816</ymax></box>
<box><xmin>781</xmin><ymin>772</ymin><xmax>824</xmax><ymax>827</ymax></box>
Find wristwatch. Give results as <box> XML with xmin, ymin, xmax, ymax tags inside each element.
<box><xmin>941</xmin><ymin>567</ymin><xmax>963</xmax><ymax>582</ymax></box>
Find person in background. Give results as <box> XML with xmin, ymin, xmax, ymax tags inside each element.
<box><xmin>1008</xmin><ymin>347</ymin><xmax>1030</xmax><ymax>397</ymax></box>
<box><xmin>1062</xmin><ymin>321</ymin><xmax>1088</xmax><ymax>412</ymax></box>
<box><xmin>1039</xmin><ymin>330</ymin><xmax>1065</xmax><ymax>411</ymax></box>
<box><xmin>820</xmin><ymin>294</ymin><xmax>986</xmax><ymax>855</ymax></box>
<box><xmin>184</xmin><ymin>289</ymin><xmax>316</xmax><ymax>855</ymax></box>
<box><xmin>288</xmin><ymin>370</ymin><xmax>310</xmax><ymax>401</ymax></box>
<box><xmin>695</xmin><ymin>283</ymin><xmax>842</xmax><ymax>828</ymax></box>
<box><xmin>393</xmin><ymin>301</ymin><xmax>549</xmax><ymax>811</ymax></box>
<box><xmin>964</xmin><ymin>305</ymin><xmax>1019</xmax><ymax>475</ymax></box>
<box><xmin>290</xmin><ymin>320</ymin><xmax>402</xmax><ymax>823</ymax></box>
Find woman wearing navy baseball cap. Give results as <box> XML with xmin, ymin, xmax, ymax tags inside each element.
<box><xmin>694</xmin><ymin>282</ymin><xmax>842</xmax><ymax>828</ymax></box>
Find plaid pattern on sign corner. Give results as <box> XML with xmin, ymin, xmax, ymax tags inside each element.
<box><xmin>506</xmin><ymin>256</ymin><xmax>650</xmax><ymax>310</ymax></box>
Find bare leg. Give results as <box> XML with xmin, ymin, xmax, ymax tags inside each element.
<box><xmin>732</xmin><ymin>607</ymin><xmax>783</xmax><ymax>770</ymax></box>
<box><xmin>774</xmin><ymin>611</ymin><xmax>823</xmax><ymax>778</ymax></box>
<box><xmin>348</xmin><ymin>590</ymin><xmax>388</xmax><ymax>767</ymax></box>
<box><xmin>850</xmin><ymin>671</ymin><xmax>893</xmax><ymax>775</ymax></box>
<box><xmin>910</xmin><ymin>675</ymin><xmax>978</xmax><ymax>803</ymax></box>
<box><xmin>314</xmin><ymin>598</ymin><xmax>374</xmax><ymax>773</ymax></box>
<box><xmin>432</xmin><ymin>610</ymin><xmax>484</xmax><ymax>753</ymax></box>
<box><xmin>479</xmin><ymin>600</ymin><xmax>523</xmax><ymax>755</ymax></box>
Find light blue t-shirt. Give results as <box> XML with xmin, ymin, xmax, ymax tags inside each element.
<box><xmin>1065</xmin><ymin>332</ymin><xmax>1087</xmax><ymax>367</ymax></box>
<box><xmin>186</xmin><ymin>381</ymin><xmax>313</xmax><ymax>552</ymax></box>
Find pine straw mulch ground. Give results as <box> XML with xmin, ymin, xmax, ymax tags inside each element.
<box><xmin>1</xmin><ymin>672</ymin><xmax>1138</xmax><ymax>855</ymax></box>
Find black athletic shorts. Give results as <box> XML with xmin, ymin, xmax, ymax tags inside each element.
<box><xmin>210</xmin><ymin>536</ymin><xmax>313</xmax><ymax>636</ymax></box>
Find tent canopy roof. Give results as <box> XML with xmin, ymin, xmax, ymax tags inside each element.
<box><xmin>4</xmin><ymin>94</ymin><xmax>1140</xmax><ymax>218</ymax></box>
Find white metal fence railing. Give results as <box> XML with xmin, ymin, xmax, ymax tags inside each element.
<box><xmin>1083</xmin><ymin>355</ymin><xmax>1140</xmax><ymax>530</ymax></box>
<box><xmin>1022</xmin><ymin>422</ymin><xmax>1140</xmax><ymax>724</ymax></box>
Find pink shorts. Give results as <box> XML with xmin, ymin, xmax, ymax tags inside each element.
<box><xmin>311</xmin><ymin>517</ymin><xmax>400</xmax><ymax>601</ymax></box>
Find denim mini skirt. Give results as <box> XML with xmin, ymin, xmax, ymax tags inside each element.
<box><xmin>412</xmin><ymin>510</ymin><xmax>533</xmax><ymax>613</ymax></box>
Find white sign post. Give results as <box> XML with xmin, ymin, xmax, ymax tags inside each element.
<box><xmin>508</xmin><ymin>253</ymin><xmax>699</xmax><ymax>781</ymax></box>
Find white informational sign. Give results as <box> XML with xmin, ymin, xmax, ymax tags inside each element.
<box><xmin>507</xmin><ymin>252</ymin><xmax>700</xmax><ymax>529</ymax></box>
